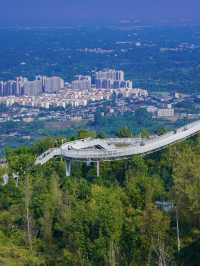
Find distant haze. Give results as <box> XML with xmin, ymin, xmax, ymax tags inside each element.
<box><xmin>0</xmin><ymin>0</ymin><xmax>200</xmax><ymax>26</ymax></box>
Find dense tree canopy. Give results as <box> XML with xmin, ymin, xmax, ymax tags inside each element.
<box><xmin>0</xmin><ymin>133</ymin><xmax>200</xmax><ymax>265</ymax></box>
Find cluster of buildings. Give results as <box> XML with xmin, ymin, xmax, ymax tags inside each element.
<box><xmin>2</xmin><ymin>68</ymin><xmax>190</xmax><ymax>125</ymax></box>
<box><xmin>0</xmin><ymin>69</ymin><xmax>134</xmax><ymax>98</ymax></box>
<box><xmin>1</xmin><ymin>87</ymin><xmax>148</xmax><ymax>109</ymax></box>
<box><xmin>0</xmin><ymin>69</ymin><xmax>148</xmax><ymax>108</ymax></box>
<box><xmin>0</xmin><ymin>76</ymin><xmax>64</xmax><ymax>96</ymax></box>
<box><xmin>71</xmin><ymin>75</ymin><xmax>92</xmax><ymax>91</ymax></box>
<box><xmin>94</xmin><ymin>69</ymin><xmax>133</xmax><ymax>89</ymax></box>
<box><xmin>2</xmin><ymin>67</ymin><xmax>200</xmax><ymax>141</ymax></box>
<box><xmin>71</xmin><ymin>69</ymin><xmax>132</xmax><ymax>91</ymax></box>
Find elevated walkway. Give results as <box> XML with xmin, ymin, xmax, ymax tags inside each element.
<box><xmin>35</xmin><ymin>120</ymin><xmax>200</xmax><ymax>176</ymax></box>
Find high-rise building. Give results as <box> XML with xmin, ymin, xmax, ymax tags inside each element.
<box><xmin>95</xmin><ymin>79</ymin><xmax>112</xmax><ymax>89</ymax></box>
<box><xmin>0</xmin><ymin>81</ymin><xmax>4</xmax><ymax>96</ymax></box>
<box><xmin>16</xmin><ymin>77</ymin><xmax>28</xmax><ymax>95</ymax></box>
<box><xmin>36</xmin><ymin>75</ymin><xmax>47</xmax><ymax>92</ymax></box>
<box><xmin>95</xmin><ymin>69</ymin><xmax>124</xmax><ymax>81</ymax></box>
<box><xmin>94</xmin><ymin>69</ymin><xmax>132</xmax><ymax>89</ymax></box>
<box><xmin>0</xmin><ymin>80</ymin><xmax>17</xmax><ymax>96</ymax></box>
<box><xmin>44</xmin><ymin>76</ymin><xmax>64</xmax><ymax>93</ymax></box>
<box><xmin>113</xmin><ymin>80</ymin><xmax>133</xmax><ymax>89</ymax></box>
<box><xmin>91</xmin><ymin>71</ymin><xmax>96</xmax><ymax>85</ymax></box>
<box><xmin>0</xmin><ymin>75</ymin><xmax>64</xmax><ymax>96</ymax></box>
<box><xmin>23</xmin><ymin>80</ymin><xmax>43</xmax><ymax>96</ymax></box>
<box><xmin>72</xmin><ymin>75</ymin><xmax>91</xmax><ymax>90</ymax></box>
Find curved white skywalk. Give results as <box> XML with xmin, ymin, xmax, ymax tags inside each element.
<box><xmin>36</xmin><ymin>120</ymin><xmax>200</xmax><ymax>167</ymax></box>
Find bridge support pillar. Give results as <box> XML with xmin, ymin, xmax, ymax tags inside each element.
<box><xmin>66</xmin><ymin>160</ymin><xmax>72</xmax><ymax>177</ymax></box>
<box><xmin>96</xmin><ymin>161</ymin><xmax>100</xmax><ymax>177</ymax></box>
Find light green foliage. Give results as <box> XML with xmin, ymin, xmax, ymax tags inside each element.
<box><xmin>140</xmin><ymin>128</ymin><xmax>150</xmax><ymax>138</ymax></box>
<box><xmin>171</xmin><ymin>139</ymin><xmax>200</xmax><ymax>229</ymax></box>
<box><xmin>117</xmin><ymin>127</ymin><xmax>133</xmax><ymax>138</ymax></box>
<box><xmin>33</xmin><ymin>137</ymin><xmax>68</xmax><ymax>155</ymax></box>
<box><xmin>0</xmin><ymin>230</ymin><xmax>44</xmax><ymax>266</ymax></box>
<box><xmin>78</xmin><ymin>129</ymin><xmax>97</xmax><ymax>139</ymax></box>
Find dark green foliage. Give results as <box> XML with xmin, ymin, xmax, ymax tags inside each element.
<box><xmin>0</xmin><ymin>134</ymin><xmax>200</xmax><ymax>265</ymax></box>
<box><xmin>156</xmin><ymin>127</ymin><xmax>168</xmax><ymax>136</ymax></box>
<box><xmin>92</xmin><ymin>109</ymin><xmax>174</xmax><ymax>136</ymax></box>
<box><xmin>178</xmin><ymin>238</ymin><xmax>200</xmax><ymax>266</ymax></box>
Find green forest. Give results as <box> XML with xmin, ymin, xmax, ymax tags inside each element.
<box><xmin>0</xmin><ymin>131</ymin><xmax>200</xmax><ymax>265</ymax></box>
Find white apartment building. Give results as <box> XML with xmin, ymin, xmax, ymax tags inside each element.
<box><xmin>72</xmin><ymin>76</ymin><xmax>92</xmax><ymax>90</ymax></box>
<box><xmin>44</xmin><ymin>76</ymin><xmax>64</xmax><ymax>93</ymax></box>
<box><xmin>95</xmin><ymin>69</ymin><xmax>125</xmax><ymax>81</ymax></box>
<box><xmin>157</xmin><ymin>108</ymin><xmax>174</xmax><ymax>118</ymax></box>
<box><xmin>23</xmin><ymin>80</ymin><xmax>43</xmax><ymax>96</ymax></box>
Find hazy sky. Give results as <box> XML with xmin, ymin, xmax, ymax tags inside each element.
<box><xmin>0</xmin><ymin>0</ymin><xmax>200</xmax><ymax>26</ymax></box>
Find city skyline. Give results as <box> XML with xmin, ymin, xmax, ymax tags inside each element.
<box><xmin>0</xmin><ymin>69</ymin><xmax>134</xmax><ymax>96</ymax></box>
<box><xmin>0</xmin><ymin>0</ymin><xmax>200</xmax><ymax>26</ymax></box>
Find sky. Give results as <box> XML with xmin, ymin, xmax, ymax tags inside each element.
<box><xmin>0</xmin><ymin>0</ymin><xmax>200</xmax><ymax>26</ymax></box>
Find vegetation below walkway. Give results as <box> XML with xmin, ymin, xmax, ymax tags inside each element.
<box><xmin>1</xmin><ymin>131</ymin><xmax>200</xmax><ymax>265</ymax></box>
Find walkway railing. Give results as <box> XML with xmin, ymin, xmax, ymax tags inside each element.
<box><xmin>35</xmin><ymin>120</ymin><xmax>200</xmax><ymax>165</ymax></box>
